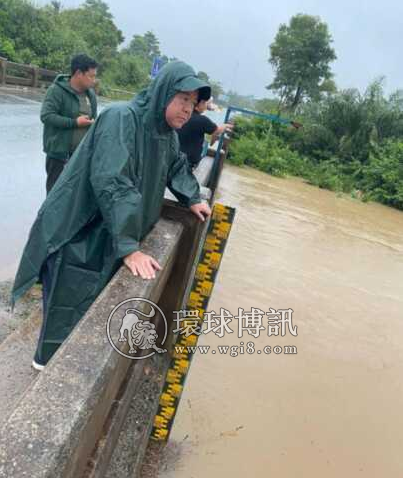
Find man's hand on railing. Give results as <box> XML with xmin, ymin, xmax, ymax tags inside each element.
<box><xmin>123</xmin><ymin>251</ymin><xmax>162</xmax><ymax>280</ymax></box>
<box><xmin>190</xmin><ymin>202</ymin><xmax>212</xmax><ymax>222</ymax></box>
<box><xmin>210</xmin><ymin>123</ymin><xmax>234</xmax><ymax>145</ymax></box>
<box><xmin>217</xmin><ymin>123</ymin><xmax>234</xmax><ymax>135</ymax></box>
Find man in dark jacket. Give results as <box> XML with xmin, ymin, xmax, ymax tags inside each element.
<box><xmin>41</xmin><ymin>53</ymin><xmax>98</xmax><ymax>193</ymax></box>
<box><xmin>12</xmin><ymin>61</ymin><xmax>211</xmax><ymax>370</ymax></box>
<box><xmin>177</xmin><ymin>98</ymin><xmax>233</xmax><ymax>169</ymax></box>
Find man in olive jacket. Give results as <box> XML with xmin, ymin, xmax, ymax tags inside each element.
<box><xmin>12</xmin><ymin>61</ymin><xmax>211</xmax><ymax>369</ymax></box>
<box><xmin>41</xmin><ymin>53</ymin><xmax>98</xmax><ymax>193</ymax></box>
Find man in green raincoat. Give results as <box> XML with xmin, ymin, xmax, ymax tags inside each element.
<box><xmin>12</xmin><ymin>61</ymin><xmax>212</xmax><ymax>370</ymax></box>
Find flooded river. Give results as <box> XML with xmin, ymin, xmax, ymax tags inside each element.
<box><xmin>1</xmin><ymin>93</ymin><xmax>403</xmax><ymax>477</ymax></box>
<box><xmin>162</xmin><ymin>166</ymin><xmax>403</xmax><ymax>477</ymax></box>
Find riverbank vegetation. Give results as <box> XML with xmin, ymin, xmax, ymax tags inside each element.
<box><xmin>229</xmin><ymin>80</ymin><xmax>403</xmax><ymax>209</ymax></box>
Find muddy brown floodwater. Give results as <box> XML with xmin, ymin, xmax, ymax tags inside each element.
<box><xmin>160</xmin><ymin>164</ymin><xmax>403</xmax><ymax>478</ymax></box>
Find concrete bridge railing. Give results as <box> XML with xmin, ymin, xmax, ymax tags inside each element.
<box><xmin>0</xmin><ymin>58</ymin><xmax>57</xmax><ymax>88</ymax></box>
<box><xmin>0</xmin><ymin>58</ymin><xmax>136</xmax><ymax>99</ymax></box>
<box><xmin>0</xmin><ymin>216</ymin><xmax>187</xmax><ymax>478</ymax></box>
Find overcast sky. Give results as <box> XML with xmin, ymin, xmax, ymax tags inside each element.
<box><xmin>39</xmin><ymin>0</ymin><xmax>403</xmax><ymax>98</ymax></box>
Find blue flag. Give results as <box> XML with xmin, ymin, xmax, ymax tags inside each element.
<box><xmin>151</xmin><ymin>57</ymin><xmax>164</xmax><ymax>79</ymax></box>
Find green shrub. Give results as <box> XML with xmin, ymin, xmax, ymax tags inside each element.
<box><xmin>361</xmin><ymin>141</ymin><xmax>403</xmax><ymax>209</ymax></box>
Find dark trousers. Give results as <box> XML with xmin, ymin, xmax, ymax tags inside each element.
<box><xmin>34</xmin><ymin>254</ymin><xmax>57</xmax><ymax>365</ymax></box>
<box><xmin>46</xmin><ymin>156</ymin><xmax>67</xmax><ymax>194</ymax></box>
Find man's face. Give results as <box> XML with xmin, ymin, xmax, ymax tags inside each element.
<box><xmin>165</xmin><ymin>91</ymin><xmax>198</xmax><ymax>129</ymax></box>
<box><xmin>76</xmin><ymin>68</ymin><xmax>97</xmax><ymax>90</ymax></box>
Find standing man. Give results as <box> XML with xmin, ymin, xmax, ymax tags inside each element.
<box><xmin>41</xmin><ymin>53</ymin><xmax>98</xmax><ymax>193</ymax></box>
<box><xmin>177</xmin><ymin>97</ymin><xmax>233</xmax><ymax>170</ymax></box>
<box><xmin>12</xmin><ymin>61</ymin><xmax>211</xmax><ymax>370</ymax></box>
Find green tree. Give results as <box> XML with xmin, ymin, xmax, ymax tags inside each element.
<box><xmin>0</xmin><ymin>0</ymin><xmax>57</xmax><ymax>65</ymax></box>
<box><xmin>210</xmin><ymin>80</ymin><xmax>224</xmax><ymax>100</ymax></box>
<box><xmin>0</xmin><ymin>3</ymin><xmax>16</xmax><ymax>59</ymax></box>
<box><xmin>255</xmin><ymin>97</ymin><xmax>279</xmax><ymax>114</ymax></box>
<box><xmin>126</xmin><ymin>31</ymin><xmax>161</xmax><ymax>62</ymax></box>
<box><xmin>50</xmin><ymin>1</ymin><xmax>62</xmax><ymax>13</ymax></box>
<box><xmin>319</xmin><ymin>78</ymin><xmax>337</xmax><ymax>96</ymax></box>
<box><xmin>268</xmin><ymin>14</ymin><xmax>336</xmax><ymax>111</ymax></box>
<box><xmin>0</xmin><ymin>34</ymin><xmax>16</xmax><ymax>60</ymax></box>
<box><xmin>101</xmin><ymin>52</ymin><xmax>149</xmax><ymax>90</ymax></box>
<box><xmin>143</xmin><ymin>31</ymin><xmax>161</xmax><ymax>60</ymax></box>
<box><xmin>60</xmin><ymin>0</ymin><xmax>124</xmax><ymax>69</ymax></box>
<box><xmin>0</xmin><ymin>0</ymin><xmax>84</xmax><ymax>69</ymax></box>
<box><xmin>41</xmin><ymin>27</ymin><xmax>89</xmax><ymax>71</ymax></box>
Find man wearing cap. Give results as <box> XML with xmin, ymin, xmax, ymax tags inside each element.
<box><xmin>12</xmin><ymin>61</ymin><xmax>212</xmax><ymax>369</ymax></box>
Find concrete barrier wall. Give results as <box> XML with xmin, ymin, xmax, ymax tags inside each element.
<box><xmin>0</xmin><ymin>219</ymin><xmax>183</xmax><ymax>478</ymax></box>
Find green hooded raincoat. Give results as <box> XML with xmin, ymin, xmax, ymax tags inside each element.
<box><xmin>11</xmin><ymin>61</ymin><xmax>210</xmax><ymax>363</ymax></box>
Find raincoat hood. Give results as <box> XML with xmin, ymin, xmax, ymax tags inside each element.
<box><xmin>133</xmin><ymin>61</ymin><xmax>211</xmax><ymax>133</ymax></box>
<box><xmin>54</xmin><ymin>74</ymin><xmax>78</xmax><ymax>95</ymax></box>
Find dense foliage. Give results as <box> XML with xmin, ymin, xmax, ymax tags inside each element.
<box><xmin>229</xmin><ymin>80</ymin><xmax>403</xmax><ymax>210</ymax></box>
<box><xmin>1</xmin><ymin>0</ymin><xmax>167</xmax><ymax>93</ymax></box>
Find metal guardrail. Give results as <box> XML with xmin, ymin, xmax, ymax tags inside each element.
<box><xmin>224</xmin><ymin>105</ymin><xmax>294</xmax><ymax>126</ymax></box>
